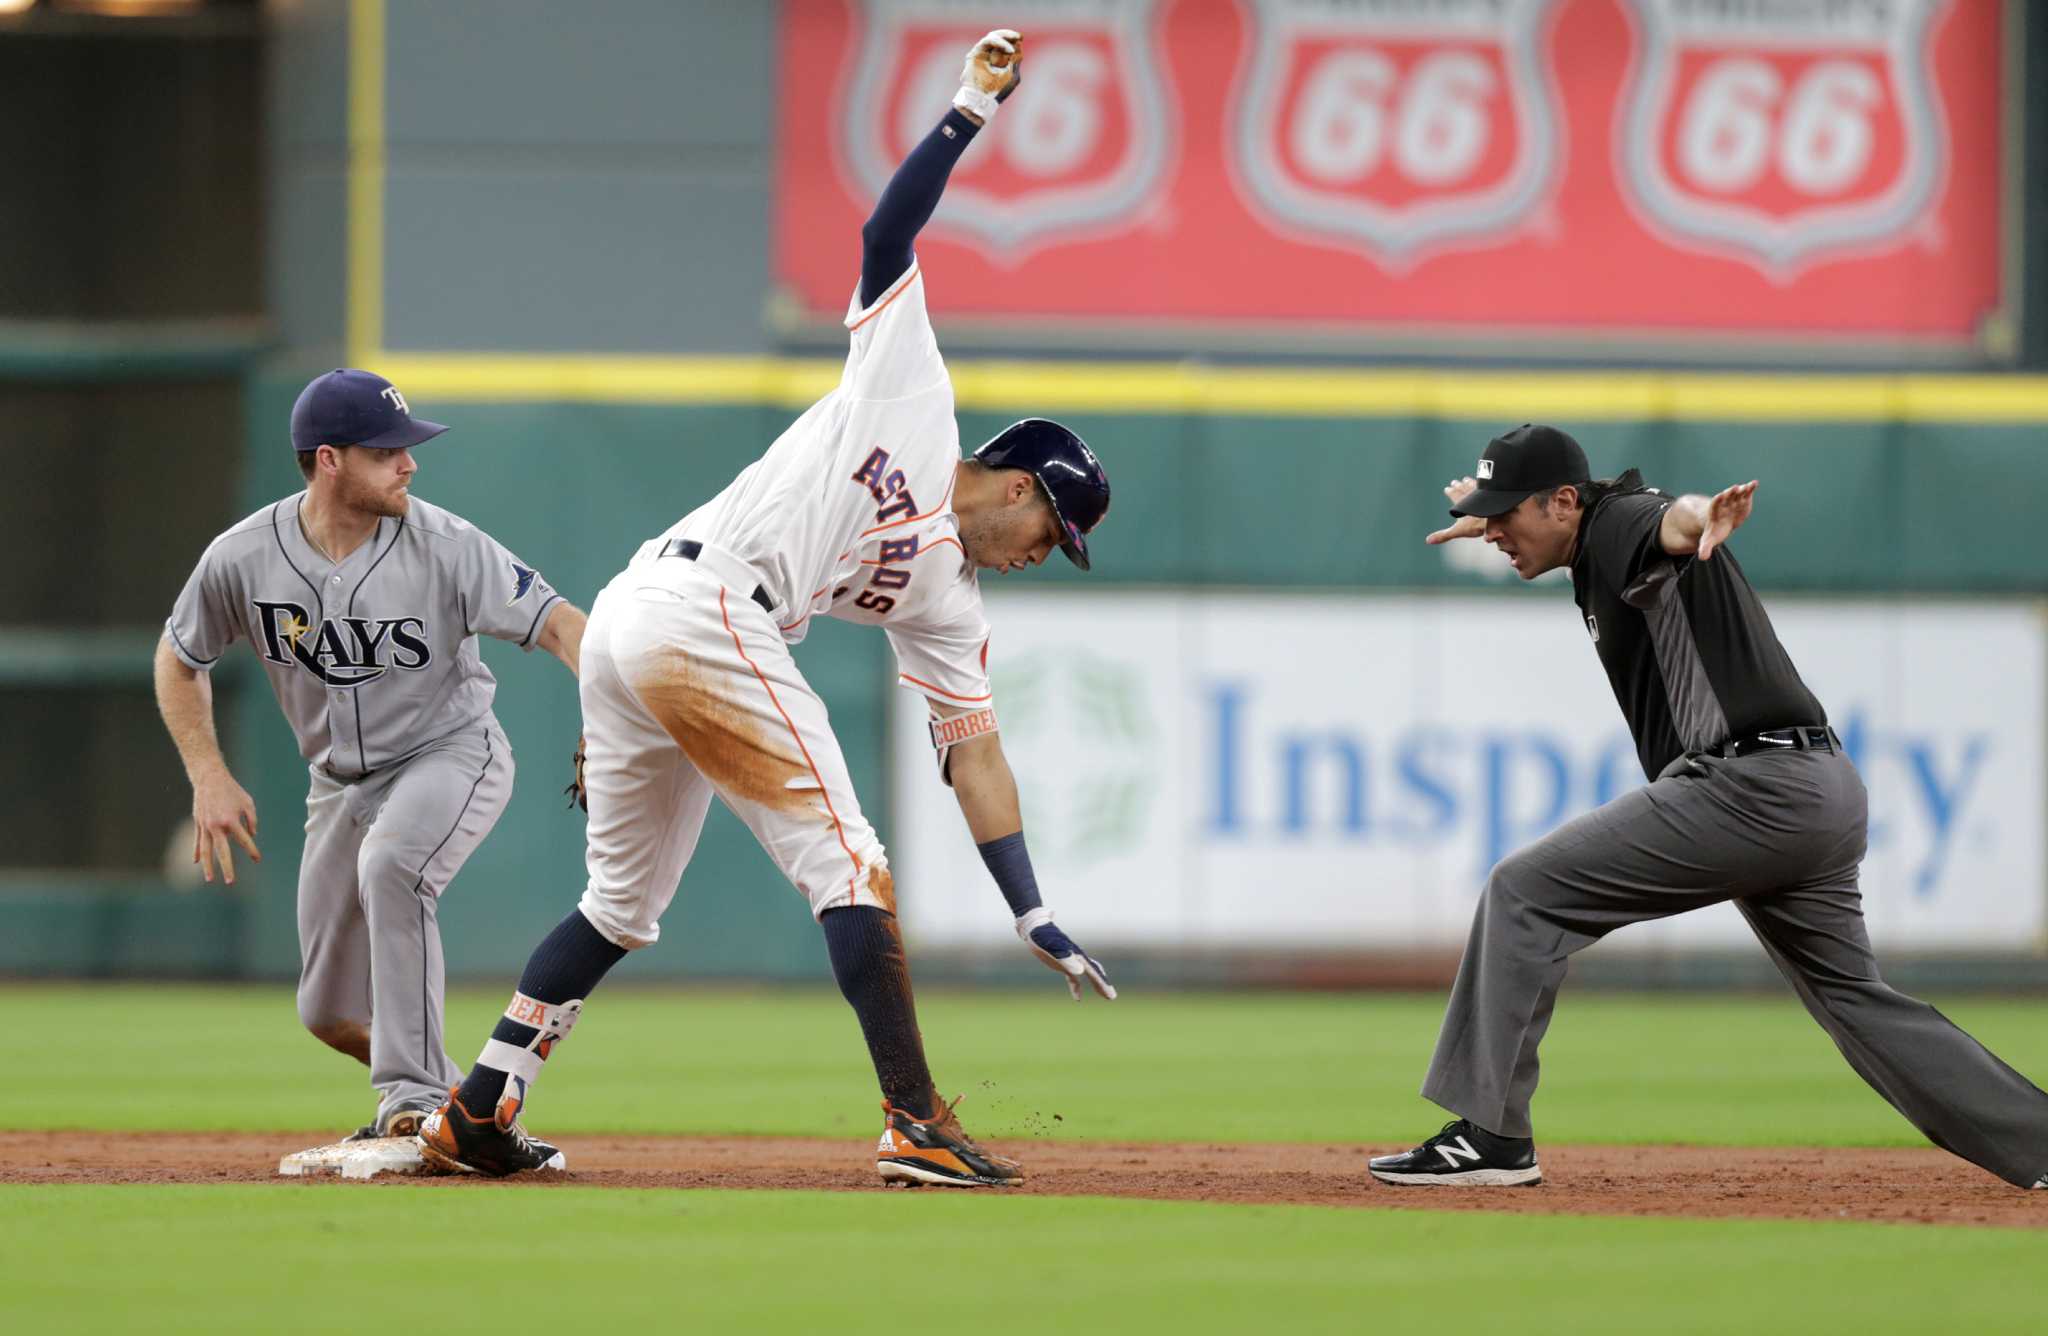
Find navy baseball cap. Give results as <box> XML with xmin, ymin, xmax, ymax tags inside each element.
<box><xmin>290</xmin><ymin>369</ymin><xmax>448</xmax><ymax>453</ymax></box>
<box><xmin>1449</xmin><ymin>423</ymin><xmax>1591</xmax><ymax>518</ymax></box>
<box><xmin>973</xmin><ymin>418</ymin><xmax>1111</xmax><ymax>570</ymax></box>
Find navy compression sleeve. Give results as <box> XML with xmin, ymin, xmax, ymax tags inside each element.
<box><xmin>976</xmin><ymin>831</ymin><xmax>1044</xmax><ymax>917</ymax></box>
<box><xmin>859</xmin><ymin>108</ymin><xmax>982</xmax><ymax>308</ymax></box>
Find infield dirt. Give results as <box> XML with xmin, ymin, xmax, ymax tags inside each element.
<box><xmin>4</xmin><ymin>1131</ymin><xmax>2043</xmax><ymax>1229</ymax></box>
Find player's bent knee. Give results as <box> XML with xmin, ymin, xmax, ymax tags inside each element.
<box><xmin>357</xmin><ymin>843</ymin><xmax>434</xmax><ymax>904</ymax></box>
<box><xmin>299</xmin><ymin>1009</ymin><xmax>370</xmax><ymax>1059</ymax></box>
<box><xmin>1483</xmin><ymin>847</ymin><xmax>1551</xmax><ymax>902</ymax></box>
<box><xmin>575</xmin><ymin>890</ymin><xmax>658</xmax><ymax>951</ymax></box>
<box><xmin>802</xmin><ymin>849</ymin><xmax>895</xmax><ymax>922</ymax></box>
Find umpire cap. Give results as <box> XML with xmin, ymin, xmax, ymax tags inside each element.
<box><xmin>291</xmin><ymin>369</ymin><xmax>448</xmax><ymax>453</ymax></box>
<box><xmin>1449</xmin><ymin>423</ymin><xmax>1591</xmax><ymax>519</ymax></box>
<box><xmin>973</xmin><ymin>418</ymin><xmax>1110</xmax><ymax>571</ymax></box>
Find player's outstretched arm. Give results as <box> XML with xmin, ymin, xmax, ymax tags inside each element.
<box><xmin>1658</xmin><ymin>480</ymin><xmax>1758</xmax><ymax>560</ymax></box>
<box><xmin>152</xmin><ymin>635</ymin><xmax>260</xmax><ymax>885</ymax></box>
<box><xmin>942</xmin><ymin>712</ymin><xmax>1116</xmax><ymax>1002</ymax></box>
<box><xmin>857</xmin><ymin>28</ymin><xmax>1022</xmax><ymax>307</ymax></box>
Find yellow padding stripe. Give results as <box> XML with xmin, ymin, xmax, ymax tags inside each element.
<box><xmin>365</xmin><ymin>353</ymin><xmax>2048</xmax><ymax>424</ymax></box>
<box><xmin>347</xmin><ymin>0</ymin><xmax>386</xmax><ymax>363</ymax></box>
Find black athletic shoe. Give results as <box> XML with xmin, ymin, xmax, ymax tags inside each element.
<box><xmin>416</xmin><ymin>1093</ymin><xmax>566</xmax><ymax>1177</ymax></box>
<box><xmin>1369</xmin><ymin>1118</ymin><xmax>1542</xmax><ymax>1187</ymax></box>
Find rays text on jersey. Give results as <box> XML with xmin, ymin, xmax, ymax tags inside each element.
<box><xmin>252</xmin><ymin>599</ymin><xmax>432</xmax><ymax>686</ymax></box>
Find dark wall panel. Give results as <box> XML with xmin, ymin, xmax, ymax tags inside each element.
<box><xmin>0</xmin><ymin>28</ymin><xmax>261</xmax><ymax>320</ymax></box>
<box><xmin>377</xmin><ymin>0</ymin><xmax>776</xmax><ymax>354</ymax></box>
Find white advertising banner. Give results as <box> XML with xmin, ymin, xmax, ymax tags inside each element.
<box><xmin>887</xmin><ymin>593</ymin><xmax>2047</xmax><ymax>953</ymax></box>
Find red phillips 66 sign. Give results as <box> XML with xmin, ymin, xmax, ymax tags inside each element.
<box><xmin>1228</xmin><ymin>0</ymin><xmax>1565</xmax><ymax>269</ymax></box>
<box><xmin>1616</xmin><ymin>0</ymin><xmax>1952</xmax><ymax>278</ymax></box>
<box><xmin>835</xmin><ymin>0</ymin><xmax>1173</xmax><ymax>260</ymax></box>
<box><xmin>777</xmin><ymin>0</ymin><xmax>2005</xmax><ymax>353</ymax></box>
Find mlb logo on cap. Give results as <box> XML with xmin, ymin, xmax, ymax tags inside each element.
<box><xmin>291</xmin><ymin>369</ymin><xmax>449</xmax><ymax>454</ymax></box>
<box><xmin>1449</xmin><ymin>424</ymin><xmax>1592</xmax><ymax>519</ymax></box>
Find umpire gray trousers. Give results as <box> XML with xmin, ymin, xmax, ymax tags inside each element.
<box><xmin>1421</xmin><ymin>747</ymin><xmax>2048</xmax><ymax>1187</ymax></box>
<box><xmin>296</xmin><ymin>719</ymin><xmax>514</xmax><ymax>1129</ymax></box>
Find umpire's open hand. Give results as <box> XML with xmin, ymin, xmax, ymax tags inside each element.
<box><xmin>1696</xmin><ymin>480</ymin><xmax>1758</xmax><ymax>561</ymax></box>
<box><xmin>1016</xmin><ymin>907</ymin><xmax>1116</xmax><ymax>1001</ymax></box>
<box><xmin>1426</xmin><ymin>476</ymin><xmax>1487</xmax><ymax>545</ymax></box>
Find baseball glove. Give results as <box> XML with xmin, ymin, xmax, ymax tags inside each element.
<box><xmin>564</xmin><ymin>734</ymin><xmax>587</xmax><ymax>811</ymax></box>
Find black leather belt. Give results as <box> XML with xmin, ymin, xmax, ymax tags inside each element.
<box><xmin>658</xmin><ymin>539</ymin><xmax>774</xmax><ymax>614</ymax></box>
<box><xmin>1712</xmin><ymin>726</ymin><xmax>1838</xmax><ymax>760</ymax></box>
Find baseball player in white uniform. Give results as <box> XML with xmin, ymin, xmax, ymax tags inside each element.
<box><xmin>421</xmin><ymin>29</ymin><xmax>1114</xmax><ymax>1186</ymax></box>
<box><xmin>154</xmin><ymin>369</ymin><xmax>586</xmax><ymax>1144</ymax></box>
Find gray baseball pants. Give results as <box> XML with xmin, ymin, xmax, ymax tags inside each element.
<box><xmin>296</xmin><ymin>718</ymin><xmax>514</xmax><ymax>1130</ymax></box>
<box><xmin>1421</xmin><ymin>746</ymin><xmax>2048</xmax><ymax>1188</ymax></box>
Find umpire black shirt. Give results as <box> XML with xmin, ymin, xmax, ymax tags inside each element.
<box><xmin>1570</xmin><ymin>479</ymin><xmax>1826</xmax><ymax>780</ymax></box>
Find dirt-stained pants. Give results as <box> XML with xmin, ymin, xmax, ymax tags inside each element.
<box><xmin>574</xmin><ymin>556</ymin><xmax>893</xmax><ymax>952</ymax></box>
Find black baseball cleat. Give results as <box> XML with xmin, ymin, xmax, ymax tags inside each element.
<box><xmin>875</xmin><ymin>1095</ymin><xmax>1024</xmax><ymax>1188</ymax></box>
<box><xmin>416</xmin><ymin>1093</ymin><xmax>566</xmax><ymax>1177</ymax></box>
<box><xmin>1369</xmin><ymin>1118</ymin><xmax>1543</xmax><ymax>1187</ymax></box>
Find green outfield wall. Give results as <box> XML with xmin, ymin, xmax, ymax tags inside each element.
<box><xmin>7</xmin><ymin>370</ymin><xmax>2047</xmax><ymax>982</ymax></box>
<box><xmin>170</xmin><ymin>378</ymin><xmax>2048</xmax><ymax>979</ymax></box>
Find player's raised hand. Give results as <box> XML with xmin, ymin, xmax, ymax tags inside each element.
<box><xmin>1016</xmin><ymin>907</ymin><xmax>1115</xmax><ymax>1001</ymax></box>
<box><xmin>191</xmin><ymin>767</ymin><xmax>260</xmax><ymax>885</ymax></box>
<box><xmin>1696</xmin><ymin>480</ymin><xmax>1758</xmax><ymax>562</ymax></box>
<box><xmin>953</xmin><ymin>29</ymin><xmax>1022</xmax><ymax>122</ymax></box>
<box><xmin>1426</xmin><ymin>476</ymin><xmax>1487</xmax><ymax>545</ymax></box>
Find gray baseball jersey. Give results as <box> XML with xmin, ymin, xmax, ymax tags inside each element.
<box><xmin>166</xmin><ymin>492</ymin><xmax>562</xmax><ymax>779</ymax></box>
<box><xmin>167</xmin><ymin>490</ymin><xmax>560</xmax><ymax>1129</ymax></box>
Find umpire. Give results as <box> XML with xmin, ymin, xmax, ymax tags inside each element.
<box><xmin>1368</xmin><ymin>424</ymin><xmax>2048</xmax><ymax>1191</ymax></box>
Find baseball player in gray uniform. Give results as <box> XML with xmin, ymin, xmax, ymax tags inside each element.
<box><xmin>153</xmin><ymin>369</ymin><xmax>587</xmax><ymax>1141</ymax></box>
<box><xmin>1369</xmin><ymin>424</ymin><xmax>2048</xmax><ymax>1191</ymax></box>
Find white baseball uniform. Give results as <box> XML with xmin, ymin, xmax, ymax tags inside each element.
<box><xmin>575</xmin><ymin>261</ymin><xmax>991</xmax><ymax>947</ymax></box>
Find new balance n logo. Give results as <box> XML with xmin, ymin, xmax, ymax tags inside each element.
<box><xmin>1435</xmin><ymin>1136</ymin><xmax>1482</xmax><ymax>1168</ymax></box>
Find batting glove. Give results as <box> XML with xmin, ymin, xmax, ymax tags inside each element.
<box><xmin>1016</xmin><ymin>907</ymin><xmax>1116</xmax><ymax>1001</ymax></box>
<box><xmin>953</xmin><ymin>28</ymin><xmax>1022</xmax><ymax>123</ymax></box>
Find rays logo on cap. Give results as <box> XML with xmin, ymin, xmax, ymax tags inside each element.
<box><xmin>1477</xmin><ymin>459</ymin><xmax>1495</xmax><ymax>479</ymax></box>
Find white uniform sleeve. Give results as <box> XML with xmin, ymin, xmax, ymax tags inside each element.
<box><xmin>452</xmin><ymin>522</ymin><xmax>564</xmax><ymax>648</ymax></box>
<box><xmin>885</xmin><ymin>572</ymin><xmax>993</xmax><ymax>708</ymax></box>
<box><xmin>165</xmin><ymin>544</ymin><xmax>239</xmax><ymax>671</ymax></box>
<box><xmin>842</xmin><ymin>262</ymin><xmax>949</xmax><ymax>404</ymax></box>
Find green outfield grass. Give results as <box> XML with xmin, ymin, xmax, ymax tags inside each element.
<box><xmin>11</xmin><ymin>982</ymin><xmax>2048</xmax><ymax>1146</ymax></box>
<box><xmin>11</xmin><ymin>983</ymin><xmax>2048</xmax><ymax>1336</ymax></box>
<box><xmin>3</xmin><ymin>1185</ymin><xmax>2043</xmax><ymax>1335</ymax></box>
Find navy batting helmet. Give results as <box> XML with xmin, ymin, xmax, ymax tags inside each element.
<box><xmin>972</xmin><ymin>418</ymin><xmax>1110</xmax><ymax>571</ymax></box>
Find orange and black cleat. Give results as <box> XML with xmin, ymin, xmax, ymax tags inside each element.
<box><xmin>416</xmin><ymin>1089</ymin><xmax>567</xmax><ymax>1178</ymax></box>
<box><xmin>875</xmin><ymin>1094</ymin><xmax>1023</xmax><ymax>1187</ymax></box>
